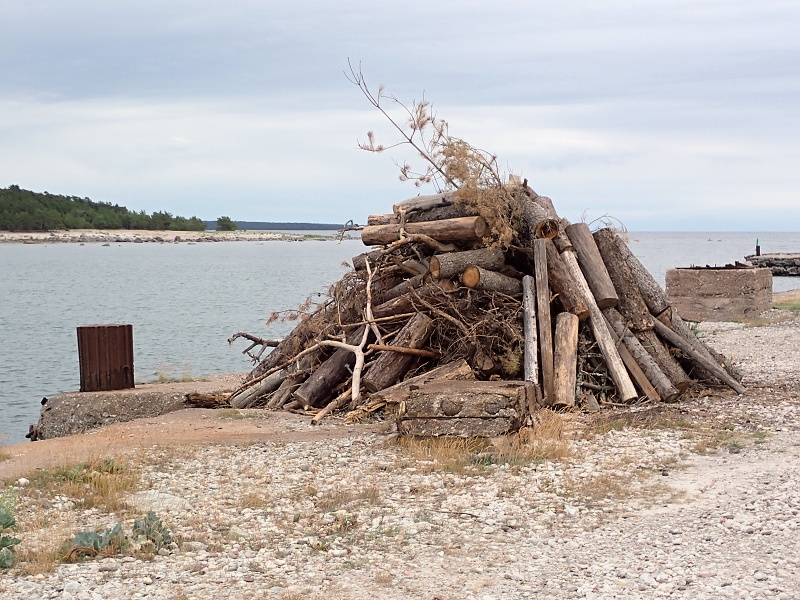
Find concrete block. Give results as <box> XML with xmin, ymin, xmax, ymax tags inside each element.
<box><xmin>666</xmin><ymin>267</ymin><xmax>772</xmax><ymax>322</ymax></box>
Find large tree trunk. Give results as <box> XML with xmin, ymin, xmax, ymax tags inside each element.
<box><xmin>362</xmin><ymin>313</ymin><xmax>434</xmax><ymax>393</ymax></box>
<box><xmin>429</xmin><ymin>247</ymin><xmax>505</xmax><ymax>279</ymax></box>
<box><xmin>564</xmin><ymin>222</ymin><xmax>619</xmax><ymax>309</ymax></box>
<box><xmin>553</xmin><ymin>312</ymin><xmax>579</xmax><ymax>408</ymax></box>
<box><xmin>361</xmin><ymin>216</ymin><xmax>488</xmax><ymax>246</ymax></box>
<box><xmin>593</xmin><ymin>228</ymin><xmax>654</xmax><ymax>331</ymax></box>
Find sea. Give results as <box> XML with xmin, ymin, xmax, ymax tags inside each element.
<box><xmin>1</xmin><ymin>231</ymin><xmax>798</xmax><ymax>445</ymax></box>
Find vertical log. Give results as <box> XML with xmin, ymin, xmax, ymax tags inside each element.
<box><xmin>362</xmin><ymin>313</ymin><xmax>434</xmax><ymax>393</ymax></box>
<box><xmin>533</xmin><ymin>240</ymin><xmax>555</xmax><ymax>404</ymax></box>
<box><xmin>564</xmin><ymin>222</ymin><xmax>619</xmax><ymax>309</ymax></box>
<box><xmin>553</xmin><ymin>313</ymin><xmax>579</xmax><ymax>408</ymax></box>
<box><xmin>521</xmin><ymin>276</ymin><xmax>541</xmax><ymax>396</ymax></box>
<box><xmin>593</xmin><ymin>228</ymin><xmax>654</xmax><ymax>331</ymax></box>
<box><xmin>560</xmin><ymin>249</ymin><xmax>639</xmax><ymax>402</ymax></box>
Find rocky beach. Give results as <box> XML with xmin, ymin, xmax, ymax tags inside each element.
<box><xmin>1</xmin><ymin>308</ymin><xmax>799</xmax><ymax>599</ymax></box>
<box><xmin>0</xmin><ymin>229</ymin><xmax>348</xmax><ymax>244</ymax></box>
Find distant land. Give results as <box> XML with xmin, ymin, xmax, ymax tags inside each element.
<box><xmin>203</xmin><ymin>221</ymin><xmax>344</xmax><ymax>231</ymax></box>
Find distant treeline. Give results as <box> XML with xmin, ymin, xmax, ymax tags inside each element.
<box><xmin>204</xmin><ymin>220</ymin><xmax>343</xmax><ymax>231</ymax></box>
<box><xmin>0</xmin><ymin>185</ymin><xmax>206</xmax><ymax>232</ymax></box>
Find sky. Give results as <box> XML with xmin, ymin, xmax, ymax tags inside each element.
<box><xmin>1</xmin><ymin>0</ymin><xmax>798</xmax><ymax>231</ymax></box>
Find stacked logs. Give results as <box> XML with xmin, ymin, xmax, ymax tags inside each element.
<box><xmin>223</xmin><ymin>185</ymin><xmax>743</xmax><ymax>436</ymax></box>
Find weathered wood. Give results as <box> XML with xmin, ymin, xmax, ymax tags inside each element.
<box><xmin>544</xmin><ymin>240</ymin><xmax>590</xmax><ymax>319</ymax></box>
<box><xmin>362</xmin><ymin>313</ymin><xmax>434</xmax><ymax>393</ymax></box>
<box><xmin>393</xmin><ymin>191</ymin><xmax>457</xmax><ymax>216</ymax></box>
<box><xmin>612</xmin><ymin>233</ymin><xmax>672</xmax><ymax>317</ymax></box>
<box><xmin>372</xmin><ymin>282</ymin><xmax>440</xmax><ymax>318</ymax></box>
<box><xmin>652</xmin><ymin>319</ymin><xmax>746</xmax><ymax>395</ymax></box>
<box><xmin>361</xmin><ymin>216</ymin><xmax>487</xmax><ymax>246</ymax></box>
<box><xmin>367</xmin><ymin>344</ymin><xmax>438</xmax><ymax>358</ymax></box>
<box><xmin>374</xmin><ymin>274</ymin><xmax>426</xmax><ymax>305</ymax></box>
<box><xmin>352</xmin><ymin>250</ymin><xmax>384</xmax><ymax>271</ymax></box>
<box><xmin>521</xmin><ymin>276</ymin><xmax>540</xmax><ymax>394</ymax></box>
<box><xmin>405</xmin><ymin>203</ymin><xmax>477</xmax><ymax>223</ymax></box>
<box><xmin>560</xmin><ymin>249</ymin><xmax>639</xmax><ymax>402</ymax></box>
<box><xmin>635</xmin><ymin>329</ymin><xmax>691</xmax><ymax>395</ymax></box>
<box><xmin>293</xmin><ymin>327</ymin><xmax>370</xmax><ymax>408</ymax></box>
<box><xmin>603</xmin><ymin>308</ymin><xmax>677</xmax><ymax>402</ymax></box>
<box><xmin>367</xmin><ymin>214</ymin><xmax>398</xmax><ymax>226</ymax></box>
<box><xmin>533</xmin><ymin>240</ymin><xmax>555</xmax><ymax>404</ymax></box>
<box><xmin>522</xmin><ymin>197</ymin><xmax>560</xmax><ymax>240</ymax></box>
<box><xmin>553</xmin><ymin>217</ymin><xmax>574</xmax><ymax>253</ymax></box>
<box><xmin>593</xmin><ymin>228</ymin><xmax>653</xmax><ymax>331</ymax></box>
<box><xmin>553</xmin><ymin>312</ymin><xmax>579</xmax><ymax>408</ymax></box>
<box><xmin>371</xmin><ymin>359</ymin><xmax>476</xmax><ymax>406</ymax></box>
<box><xmin>231</xmin><ymin>369</ymin><xmax>287</xmax><ymax>409</ymax></box>
<box><xmin>565</xmin><ymin>222</ymin><xmax>619</xmax><ymax>309</ymax></box>
<box><xmin>429</xmin><ymin>248</ymin><xmax>505</xmax><ymax>280</ymax></box>
<box><xmin>669</xmin><ymin>311</ymin><xmax>742</xmax><ymax>383</ymax></box>
<box><xmin>461</xmin><ymin>266</ymin><xmax>522</xmax><ymax>295</ymax></box>
<box><xmin>266</xmin><ymin>352</ymin><xmax>318</xmax><ymax>409</ymax></box>
<box><xmin>396</xmin><ymin>380</ymin><xmax>534</xmax><ymax>437</ymax></box>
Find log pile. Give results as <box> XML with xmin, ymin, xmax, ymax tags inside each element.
<box><xmin>219</xmin><ymin>183</ymin><xmax>743</xmax><ymax>436</ymax></box>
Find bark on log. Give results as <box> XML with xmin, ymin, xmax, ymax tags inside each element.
<box><xmin>565</xmin><ymin>223</ymin><xmax>619</xmax><ymax>309</ymax></box>
<box><xmin>374</xmin><ymin>274</ymin><xmax>426</xmax><ymax>305</ymax></box>
<box><xmin>392</xmin><ymin>191</ymin><xmax>457</xmax><ymax>216</ymax></box>
<box><xmin>352</xmin><ymin>250</ymin><xmax>384</xmax><ymax>272</ymax></box>
<box><xmin>522</xmin><ymin>197</ymin><xmax>560</xmax><ymax>240</ymax></box>
<box><xmin>405</xmin><ymin>203</ymin><xmax>477</xmax><ymax>223</ymax></box>
<box><xmin>593</xmin><ymin>228</ymin><xmax>653</xmax><ymax>331</ymax></box>
<box><xmin>367</xmin><ymin>214</ymin><xmax>399</xmax><ymax>226</ymax></box>
<box><xmin>371</xmin><ymin>359</ymin><xmax>476</xmax><ymax>406</ymax></box>
<box><xmin>553</xmin><ymin>218</ymin><xmax>574</xmax><ymax>253</ymax></box>
<box><xmin>361</xmin><ymin>216</ymin><xmax>487</xmax><ymax>246</ymax></box>
<box><xmin>293</xmin><ymin>326</ymin><xmax>370</xmax><ymax>408</ymax></box>
<box><xmin>611</xmin><ymin>234</ymin><xmax>672</xmax><ymax>318</ymax></box>
<box><xmin>544</xmin><ymin>240</ymin><xmax>590</xmax><ymax>319</ymax></box>
<box><xmin>461</xmin><ymin>266</ymin><xmax>522</xmax><ymax>295</ymax></box>
<box><xmin>372</xmin><ymin>282</ymin><xmax>440</xmax><ymax>318</ymax></box>
<box><xmin>231</xmin><ymin>369</ymin><xmax>287</xmax><ymax>409</ymax></box>
<box><xmin>560</xmin><ymin>249</ymin><xmax>639</xmax><ymax>402</ymax></box>
<box><xmin>521</xmin><ymin>276</ymin><xmax>540</xmax><ymax>394</ymax></box>
<box><xmin>635</xmin><ymin>329</ymin><xmax>691</xmax><ymax>395</ymax></box>
<box><xmin>533</xmin><ymin>240</ymin><xmax>555</xmax><ymax>403</ymax></box>
<box><xmin>429</xmin><ymin>248</ymin><xmax>505</xmax><ymax>279</ymax></box>
<box><xmin>652</xmin><ymin>319</ymin><xmax>746</xmax><ymax>395</ymax></box>
<box><xmin>603</xmin><ymin>308</ymin><xmax>678</xmax><ymax>402</ymax></box>
<box><xmin>362</xmin><ymin>313</ymin><xmax>434</xmax><ymax>393</ymax></box>
<box><xmin>553</xmin><ymin>313</ymin><xmax>579</xmax><ymax>408</ymax></box>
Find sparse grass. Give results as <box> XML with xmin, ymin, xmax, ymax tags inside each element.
<box><xmin>23</xmin><ymin>459</ymin><xmax>138</xmax><ymax>512</ymax></box>
<box><xmin>583</xmin><ymin>406</ymin><xmax>696</xmax><ymax>438</ymax></box>
<box><xmin>773</xmin><ymin>300</ymin><xmax>800</xmax><ymax>312</ymax></box>
<box><xmin>238</xmin><ymin>492</ymin><xmax>272</xmax><ymax>509</ymax></box>
<box><xmin>218</xmin><ymin>409</ymin><xmax>263</xmax><ymax>421</ymax></box>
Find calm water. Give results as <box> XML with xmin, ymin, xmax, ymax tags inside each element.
<box><xmin>1</xmin><ymin>231</ymin><xmax>798</xmax><ymax>445</ymax></box>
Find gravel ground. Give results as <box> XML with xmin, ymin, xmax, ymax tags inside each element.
<box><xmin>1</xmin><ymin>315</ymin><xmax>799</xmax><ymax>600</ymax></box>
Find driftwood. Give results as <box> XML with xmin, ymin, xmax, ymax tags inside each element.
<box><xmin>371</xmin><ymin>358</ymin><xmax>476</xmax><ymax>406</ymax></box>
<box><xmin>565</xmin><ymin>223</ymin><xmax>618</xmax><ymax>309</ymax></box>
<box><xmin>533</xmin><ymin>240</ymin><xmax>555</xmax><ymax>404</ymax></box>
<box><xmin>635</xmin><ymin>329</ymin><xmax>691</xmax><ymax>395</ymax></box>
<box><xmin>461</xmin><ymin>266</ymin><xmax>522</xmax><ymax>295</ymax></box>
<box><xmin>393</xmin><ymin>191</ymin><xmax>457</xmax><ymax>216</ymax></box>
<box><xmin>231</xmin><ymin>369</ymin><xmax>287</xmax><ymax>409</ymax></box>
<box><xmin>362</xmin><ymin>216</ymin><xmax>487</xmax><ymax>246</ymax></box>
<box><xmin>362</xmin><ymin>312</ymin><xmax>434</xmax><ymax>393</ymax></box>
<box><xmin>522</xmin><ymin>196</ymin><xmax>560</xmax><ymax>240</ymax></box>
<box><xmin>544</xmin><ymin>240</ymin><xmax>590</xmax><ymax>319</ymax></box>
<box><xmin>553</xmin><ymin>312</ymin><xmax>579</xmax><ymax>408</ymax></box>
<box><xmin>429</xmin><ymin>247</ymin><xmax>504</xmax><ymax>280</ymax></box>
<box><xmin>521</xmin><ymin>276</ymin><xmax>540</xmax><ymax>394</ymax></box>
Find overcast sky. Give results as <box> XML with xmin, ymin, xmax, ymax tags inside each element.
<box><xmin>1</xmin><ymin>1</ymin><xmax>798</xmax><ymax>230</ymax></box>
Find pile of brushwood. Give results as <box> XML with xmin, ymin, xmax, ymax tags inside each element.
<box><xmin>210</xmin><ymin>69</ymin><xmax>743</xmax><ymax>437</ymax></box>
<box><xmin>215</xmin><ymin>184</ymin><xmax>744</xmax><ymax>437</ymax></box>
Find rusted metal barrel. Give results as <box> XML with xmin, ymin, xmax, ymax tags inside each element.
<box><xmin>77</xmin><ymin>324</ymin><xmax>135</xmax><ymax>392</ymax></box>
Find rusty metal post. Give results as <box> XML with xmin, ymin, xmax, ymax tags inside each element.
<box><xmin>77</xmin><ymin>324</ymin><xmax>135</xmax><ymax>392</ymax></box>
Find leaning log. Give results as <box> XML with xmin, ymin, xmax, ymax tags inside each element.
<box><xmin>652</xmin><ymin>319</ymin><xmax>746</xmax><ymax>395</ymax></box>
<box><xmin>593</xmin><ymin>228</ymin><xmax>653</xmax><ymax>331</ymax></box>
<box><xmin>372</xmin><ymin>282</ymin><xmax>440</xmax><ymax>318</ymax></box>
<box><xmin>611</xmin><ymin>233</ymin><xmax>672</xmax><ymax>318</ymax></box>
<box><xmin>374</xmin><ymin>274</ymin><xmax>426</xmax><ymax>305</ymax></box>
<box><xmin>361</xmin><ymin>216</ymin><xmax>488</xmax><ymax>246</ymax></box>
<box><xmin>362</xmin><ymin>313</ymin><xmax>434</xmax><ymax>393</ymax></box>
<box><xmin>565</xmin><ymin>222</ymin><xmax>619</xmax><ymax>309</ymax></box>
<box><xmin>636</xmin><ymin>329</ymin><xmax>691</xmax><ymax>395</ymax></box>
<box><xmin>603</xmin><ymin>308</ymin><xmax>679</xmax><ymax>402</ymax></box>
<box><xmin>293</xmin><ymin>326</ymin><xmax>371</xmax><ymax>408</ymax></box>
<box><xmin>544</xmin><ymin>240</ymin><xmax>590</xmax><ymax>319</ymax></box>
<box><xmin>231</xmin><ymin>369</ymin><xmax>287</xmax><ymax>409</ymax></box>
<box><xmin>429</xmin><ymin>247</ymin><xmax>505</xmax><ymax>280</ymax></box>
<box><xmin>553</xmin><ymin>312</ymin><xmax>579</xmax><ymax>408</ymax></box>
<box><xmin>461</xmin><ymin>266</ymin><xmax>522</xmax><ymax>295</ymax></box>
<box><xmin>533</xmin><ymin>240</ymin><xmax>555</xmax><ymax>403</ymax></box>
<box><xmin>560</xmin><ymin>249</ymin><xmax>639</xmax><ymax>402</ymax></box>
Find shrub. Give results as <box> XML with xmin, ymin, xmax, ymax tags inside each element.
<box><xmin>0</xmin><ymin>508</ymin><xmax>21</xmax><ymax>569</ymax></box>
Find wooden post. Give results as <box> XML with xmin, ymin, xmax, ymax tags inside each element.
<box><xmin>553</xmin><ymin>313</ymin><xmax>579</xmax><ymax>408</ymax></box>
<box><xmin>533</xmin><ymin>240</ymin><xmax>555</xmax><ymax>404</ymax></box>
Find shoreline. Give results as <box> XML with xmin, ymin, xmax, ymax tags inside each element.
<box><xmin>0</xmin><ymin>228</ymin><xmax>355</xmax><ymax>244</ymax></box>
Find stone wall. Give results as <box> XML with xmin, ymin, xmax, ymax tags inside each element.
<box><xmin>666</xmin><ymin>267</ymin><xmax>772</xmax><ymax>322</ymax></box>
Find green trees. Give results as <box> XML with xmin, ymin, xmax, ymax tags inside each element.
<box><xmin>0</xmin><ymin>186</ymin><xmax>208</xmax><ymax>232</ymax></box>
<box><xmin>216</xmin><ymin>216</ymin><xmax>237</xmax><ymax>231</ymax></box>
